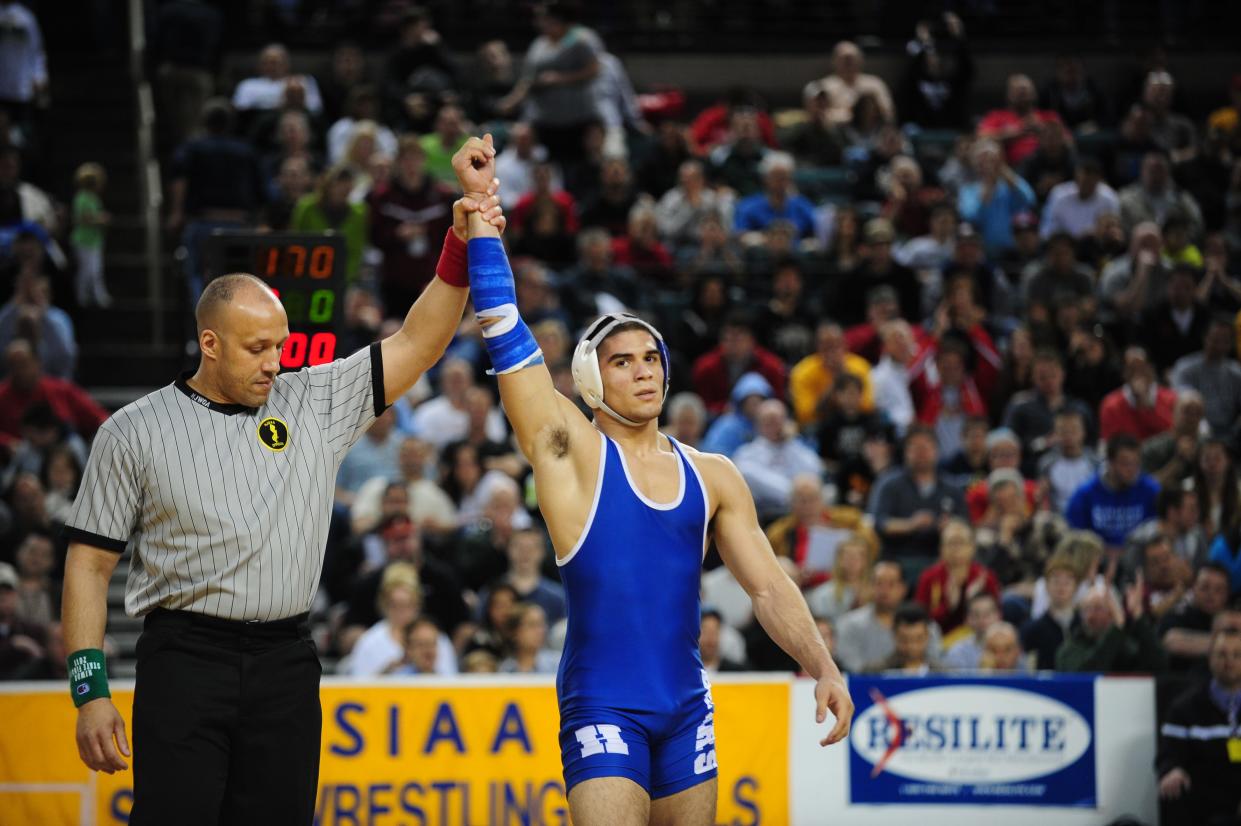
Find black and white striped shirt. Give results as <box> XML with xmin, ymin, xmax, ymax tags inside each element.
<box><xmin>65</xmin><ymin>344</ymin><xmax>385</xmax><ymax>621</ymax></box>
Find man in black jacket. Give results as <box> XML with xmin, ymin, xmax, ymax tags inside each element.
<box><xmin>1158</xmin><ymin>629</ymin><xmax>1241</xmax><ymax>825</ymax></box>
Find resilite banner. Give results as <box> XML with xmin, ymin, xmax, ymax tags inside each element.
<box><xmin>0</xmin><ymin>677</ymin><xmax>788</xmax><ymax>826</ymax></box>
<box><xmin>847</xmin><ymin>674</ymin><xmax>1097</xmax><ymax>807</ymax></box>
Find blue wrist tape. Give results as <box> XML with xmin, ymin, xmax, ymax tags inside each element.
<box><xmin>468</xmin><ymin>238</ymin><xmax>544</xmax><ymax>374</ymax></box>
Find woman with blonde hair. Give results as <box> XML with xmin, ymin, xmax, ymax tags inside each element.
<box><xmin>1029</xmin><ymin>530</ymin><xmax>1111</xmax><ymax>621</ymax></box>
<box><xmin>345</xmin><ymin>561</ymin><xmax>458</xmax><ymax>675</ymax></box>
<box><xmin>344</xmin><ymin>562</ymin><xmax>422</xmax><ymax>675</ymax></box>
<box><xmin>805</xmin><ymin>533</ymin><xmax>875</xmax><ymax>620</ymax></box>
<box><xmin>342</xmin><ymin>120</ymin><xmax>380</xmax><ymax>199</ymax></box>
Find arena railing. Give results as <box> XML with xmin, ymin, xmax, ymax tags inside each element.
<box><xmin>128</xmin><ymin>0</ymin><xmax>163</xmax><ymax>350</ymax></box>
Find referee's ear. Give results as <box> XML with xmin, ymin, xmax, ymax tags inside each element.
<box><xmin>199</xmin><ymin>329</ymin><xmax>221</xmax><ymax>361</ymax></box>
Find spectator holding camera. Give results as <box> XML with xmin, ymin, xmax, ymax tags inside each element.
<box><xmin>0</xmin><ymin>270</ymin><xmax>75</xmax><ymax>380</ymax></box>
<box><xmin>958</xmin><ymin>139</ymin><xmax>1036</xmax><ymax>256</ymax></box>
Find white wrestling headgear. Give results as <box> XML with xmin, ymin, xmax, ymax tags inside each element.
<box><xmin>571</xmin><ymin>313</ymin><xmax>670</xmax><ymax>427</ymax></box>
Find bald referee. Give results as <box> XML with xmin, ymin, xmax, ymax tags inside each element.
<box><xmin>61</xmin><ymin>138</ymin><xmax>504</xmax><ymax>825</ymax></box>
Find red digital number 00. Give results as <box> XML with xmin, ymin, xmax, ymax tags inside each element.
<box><xmin>280</xmin><ymin>332</ymin><xmax>307</xmax><ymax>368</ymax></box>
<box><xmin>279</xmin><ymin>332</ymin><xmax>335</xmax><ymax>369</ymax></box>
<box><xmin>308</xmin><ymin>332</ymin><xmax>336</xmax><ymax>366</ymax></box>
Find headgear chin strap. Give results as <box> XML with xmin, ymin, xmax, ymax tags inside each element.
<box><xmin>571</xmin><ymin>313</ymin><xmax>671</xmax><ymax>427</ymax></box>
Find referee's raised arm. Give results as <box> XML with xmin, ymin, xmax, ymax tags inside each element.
<box><xmin>377</xmin><ymin>135</ymin><xmax>506</xmax><ymax>407</ymax></box>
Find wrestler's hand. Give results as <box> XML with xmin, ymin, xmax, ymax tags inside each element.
<box><xmin>816</xmin><ymin>677</ymin><xmax>854</xmax><ymax>747</ymax></box>
<box><xmin>452</xmin><ymin>133</ymin><xmax>497</xmax><ymax>198</ymax></box>
<box><xmin>76</xmin><ymin>697</ymin><xmax>130</xmax><ymax>773</ymax></box>
<box><xmin>453</xmin><ymin>177</ymin><xmax>505</xmax><ymax>241</ymax></box>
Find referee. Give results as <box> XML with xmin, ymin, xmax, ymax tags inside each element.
<box><xmin>61</xmin><ymin>138</ymin><xmax>502</xmax><ymax>825</ymax></box>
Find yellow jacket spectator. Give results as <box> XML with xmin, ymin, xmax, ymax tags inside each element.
<box><xmin>766</xmin><ymin>474</ymin><xmax>879</xmax><ymax>588</ymax></box>
<box><xmin>790</xmin><ymin>321</ymin><xmax>875</xmax><ymax>426</ymax></box>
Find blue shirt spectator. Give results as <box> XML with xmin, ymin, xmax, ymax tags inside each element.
<box><xmin>700</xmin><ymin>372</ymin><xmax>773</xmax><ymax>457</ymax></box>
<box><xmin>1208</xmin><ymin>530</ymin><xmax>1241</xmax><ymax>597</ymax></box>
<box><xmin>0</xmin><ymin>269</ymin><xmax>76</xmax><ymax>380</ymax></box>
<box><xmin>734</xmin><ymin>192</ymin><xmax>817</xmax><ymax>238</ymax></box>
<box><xmin>733</xmin><ymin>151</ymin><xmax>816</xmax><ymax>238</ymax></box>
<box><xmin>1066</xmin><ymin>435</ymin><xmax>1159</xmax><ymax>550</ymax></box>
<box><xmin>0</xmin><ymin>2</ymin><xmax>46</xmax><ymax>106</ymax></box>
<box><xmin>957</xmin><ymin>139</ymin><xmax>1036</xmax><ymax>255</ymax></box>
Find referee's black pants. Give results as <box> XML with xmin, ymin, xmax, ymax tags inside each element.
<box><xmin>129</xmin><ymin>608</ymin><xmax>322</xmax><ymax>826</ymax></box>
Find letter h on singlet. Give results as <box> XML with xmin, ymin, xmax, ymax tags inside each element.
<box><xmin>574</xmin><ymin>724</ymin><xmax>630</xmax><ymax>757</ymax></box>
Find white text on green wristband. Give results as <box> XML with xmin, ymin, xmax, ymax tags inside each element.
<box><xmin>68</xmin><ymin>649</ymin><xmax>110</xmax><ymax>708</ymax></box>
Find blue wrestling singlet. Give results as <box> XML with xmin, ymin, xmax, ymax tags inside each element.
<box><xmin>555</xmin><ymin>431</ymin><xmax>718</xmax><ymax>799</ymax></box>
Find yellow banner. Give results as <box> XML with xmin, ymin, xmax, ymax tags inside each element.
<box><xmin>0</xmin><ymin>678</ymin><xmax>788</xmax><ymax>825</ymax></box>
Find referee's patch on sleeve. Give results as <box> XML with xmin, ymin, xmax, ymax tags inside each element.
<box><xmin>257</xmin><ymin>417</ymin><xmax>290</xmax><ymax>451</ymax></box>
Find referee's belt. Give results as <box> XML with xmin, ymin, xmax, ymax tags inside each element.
<box><xmin>144</xmin><ymin>608</ymin><xmax>310</xmax><ymax>637</ymax></box>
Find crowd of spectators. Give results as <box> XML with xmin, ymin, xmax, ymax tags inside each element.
<box><xmin>2</xmin><ymin>1</ymin><xmax>1241</xmax><ymax>816</ymax></box>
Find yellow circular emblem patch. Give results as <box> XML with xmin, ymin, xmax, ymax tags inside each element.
<box><xmin>257</xmin><ymin>417</ymin><xmax>290</xmax><ymax>452</ymax></box>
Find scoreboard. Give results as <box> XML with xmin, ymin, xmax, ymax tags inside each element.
<box><xmin>203</xmin><ymin>232</ymin><xmax>347</xmax><ymax>371</ymax></box>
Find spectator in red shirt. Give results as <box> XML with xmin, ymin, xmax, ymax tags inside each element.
<box><xmin>691</xmin><ymin>311</ymin><xmax>787</xmax><ymax>414</ymax></box>
<box><xmin>965</xmin><ymin>428</ymin><xmax>1040</xmax><ymax>524</ymax></box>
<box><xmin>912</xmin><ymin>273</ymin><xmax>1003</xmax><ymax>400</ymax></box>
<box><xmin>977</xmin><ymin>74</ymin><xmax>1065</xmax><ymax>167</ymax></box>
<box><xmin>510</xmin><ymin>161</ymin><xmax>579</xmax><ymax>239</ymax></box>
<box><xmin>881</xmin><ymin>156</ymin><xmax>944</xmax><ymax>240</ymax></box>
<box><xmin>688</xmin><ymin>88</ymin><xmax>778</xmax><ymax>154</ymax></box>
<box><xmin>915</xmin><ymin>518</ymin><xmax>1002</xmax><ymax>635</ymax></box>
<box><xmin>845</xmin><ymin>286</ymin><xmax>931</xmax><ymax>366</ymax></box>
<box><xmin>610</xmin><ymin>200</ymin><xmax>673</xmax><ymax>283</ymax></box>
<box><xmin>911</xmin><ymin>337</ymin><xmax>988</xmax><ymax>454</ymax></box>
<box><xmin>1100</xmin><ymin>346</ymin><xmax>1176</xmax><ymax>442</ymax></box>
<box><xmin>0</xmin><ymin>340</ymin><xmax>108</xmax><ymax>447</ymax></box>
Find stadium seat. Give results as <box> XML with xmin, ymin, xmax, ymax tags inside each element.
<box><xmin>793</xmin><ymin>166</ymin><xmax>857</xmax><ymax>205</ymax></box>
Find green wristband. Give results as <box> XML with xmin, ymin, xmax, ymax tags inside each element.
<box><xmin>67</xmin><ymin>649</ymin><xmax>110</xmax><ymax>708</ymax></box>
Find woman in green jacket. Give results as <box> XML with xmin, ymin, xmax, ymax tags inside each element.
<box><xmin>291</xmin><ymin>165</ymin><xmax>369</xmax><ymax>282</ymax></box>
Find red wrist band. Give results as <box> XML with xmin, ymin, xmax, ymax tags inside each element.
<box><xmin>436</xmin><ymin>228</ymin><xmax>469</xmax><ymax>288</ymax></box>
